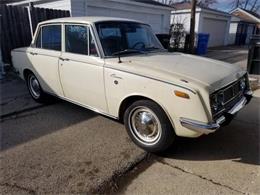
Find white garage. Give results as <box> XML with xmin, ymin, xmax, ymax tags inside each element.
<box><xmin>171</xmin><ymin>2</ymin><xmax>231</xmax><ymax>47</ymax></box>
<box><xmin>9</xmin><ymin>0</ymin><xmax>172</xmax><ymax>34</ymax></box>
<box><xmin>202</xmin><ymin>18</ymin><xmax>228</xmax><ymax>47</ymax></box>
<box><xmin>83</xmin><ymin>2</ymin><xmax>167</xmax><ymax>34</ymax></box>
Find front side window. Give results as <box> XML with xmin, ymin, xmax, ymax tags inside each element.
<box><xmin>41</xmin><ymin>25</ymin><xmax>61</xmax><ymax>51</ymax></box>
<box><xmin>96</xmin><ymin>22</ymin><xmax>163</xmax><ymax>56</ymax></box>
<box><xmin>89</xmin><ymin>31</ymin><xmax>98</xmax><ymax>56</ymax></box>
<box><xmin>65</xmin><ymin>25</ymin><xmax>89</xmax><ymax>55</ymax></box>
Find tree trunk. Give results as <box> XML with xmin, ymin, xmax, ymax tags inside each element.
<box><xmin>244</xmin><ymin>0</ymin><xmax>249</xmax><ymax>9</ymax></box>
<box><xmin>189</xmin><ymin>0</ymin><xmax>196</xmax><ymax>54</ymax></box>
<box><xmin>250</xmin><ymin>0</ymin><xmax>258</xmax><ymax>11</ymax></box>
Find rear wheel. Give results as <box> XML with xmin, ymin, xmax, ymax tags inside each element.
<box><xmin>124</xmin><ymin>100</ymin><xmax>175</xmax><ymax>152</ymax></box>
<box><xmin>26</xmin><ymin>72</ymin><xmax>52</xmax><ymax>103</ymax></box>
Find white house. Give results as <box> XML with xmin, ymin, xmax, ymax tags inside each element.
<box><xmin>8</xmin><ymin>0</ymin><xmax>172</xmax><ymax>34</ymax></box>
<box><xmin>171</xmin><ymin>2</ymin><xmax>231</xmax><ymax>47</ymax></box>
<box><xmin>228</xmin><ymin>8</ymin><xmax>260</xmax><ymax>45</ymax></box>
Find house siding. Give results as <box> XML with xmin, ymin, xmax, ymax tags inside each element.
<box><xmin>83</xmin><ymin>0</ymin><xmax>171</xmax><ymax>34</ymax></box>
<box><xmin>12</xmin><ymin>0</ymin><xmax>171</xmax><ymax>34</ymax></box>
<box><xmin>71</xmin><ymin>0</ymin><xmax>86</xmax><ymax>16</ymax></box>
<box><xmin>34</xmin><ymin>0</ymin><xmax>71</xmax><ymax>11</ymax></box>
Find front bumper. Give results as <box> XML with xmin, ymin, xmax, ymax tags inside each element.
<box><xmin>180</xmin><ymin>91</ymin><xmax>253</xmax><ymax>135</ymax></box>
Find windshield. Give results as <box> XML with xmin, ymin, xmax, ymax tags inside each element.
<box><xmin>95</xmin><ymin>21</ymin><xmax>164</xmax><ymax>57</ymax></box>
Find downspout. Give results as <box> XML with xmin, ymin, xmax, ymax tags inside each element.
<box><xmin>27</xmin><ymin>1</ymin><xmax>34</xmax><ymax>39</ymax></box>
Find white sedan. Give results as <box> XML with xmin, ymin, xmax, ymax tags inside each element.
<box><xmin>11</xmin><ymin>17</ymin><xmax>252</xmax><ymax>152</ymax></box>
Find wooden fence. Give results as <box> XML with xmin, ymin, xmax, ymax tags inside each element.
<box><xmin>0</xmin><ymin>5</ymin><xmax>70</xmax><ymax>64</ymax></box>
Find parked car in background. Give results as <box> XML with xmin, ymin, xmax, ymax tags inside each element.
<box><xmin>11</xmin><ymin>17</ymin><xmax>252</xmax><ymax>152</ymax></box>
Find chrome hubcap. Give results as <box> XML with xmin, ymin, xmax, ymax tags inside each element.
<box><xmin>29</xmin><ymin>75</ymin><xmax>40</xmax><ymax>98</ymax></box>
<box><xmin>129</xmin><ymin>107</ymin><xmax>161</xmax><ymax>144</ymax></box>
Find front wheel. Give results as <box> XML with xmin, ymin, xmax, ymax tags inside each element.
<box><xmin>124</xmin><ymin>100</ymin><xmax>175</xmax><ymax>152</ymax></box>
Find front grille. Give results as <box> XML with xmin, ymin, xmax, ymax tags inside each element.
<box><xmin>222</xmin><ymin>81</ymin><xmax>241</xmax><ymax>104</ymax></box>
<box><xmin>210</xmin><ymin>74</ymin><xmax>249</xmax><ymax>119</ymax></box>
<box><xmin>213</xmin><ymin>94</ymin><xmax>243</xmax><ymax>120</ymax></box>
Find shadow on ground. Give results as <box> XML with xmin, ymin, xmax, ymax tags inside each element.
<box><xmin>0</xmin><ymin>100</ymin><xmax>96</xmax><ymax>151</ymax></box>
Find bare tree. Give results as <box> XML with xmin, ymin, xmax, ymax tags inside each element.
<box><xmin>250</xmin><ymin>0</ymin><xmax>259</xmax><ymax>11</ymax></box>
<box><xmin>197</xmin><ymin>0</ymin><xmax>218</xmax><ymax>7</ymax></box>
<box><xmin>230</xmin><ymin>0</ymin><xmax>259</xmax><ymax>11</ymax></box>
<box><xmin>244</xmin><ymin>0</ymin><xmax>249</xmax><ymax>9</ymax></box>
<box><xmin>155</xmin><ymin>0</ymin><xmax>217</xmax><ymax>7</ymax></box>
<box><xmin>154</xmin><ymin>0</ymin><xmax>180</xmax><ymax>5</ymax></box>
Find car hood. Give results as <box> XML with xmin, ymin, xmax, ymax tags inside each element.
<box><xmin>105</xmin><ymin>52</ymin><xmax>246</xmax><ymax>93</ymax></box>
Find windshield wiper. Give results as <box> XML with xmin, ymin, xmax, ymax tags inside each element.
<box><xmin>112</xmin><ymin>49</ymin><xmax>145</xmax><ymax>56</ymax></box>
<box><xmin>144</xmin><ymin>46</ymin><xmax>162</xmax><ymax>51</ymax></box>
<box><xmin>112</xmin><ymin>49</ymin><xmax>146</xmax><ymax>63</ymax></box>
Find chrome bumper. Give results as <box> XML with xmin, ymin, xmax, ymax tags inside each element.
<box><xmin>180</xmin><ymin>91</ymin><xmax>252</xmax><ymax>135</ymax></box>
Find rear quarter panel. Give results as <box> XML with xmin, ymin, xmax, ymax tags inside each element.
<box><xmin>11</xmin><ymin>48</ymin><xmax>32</xmax><ymax>80</ymax></box>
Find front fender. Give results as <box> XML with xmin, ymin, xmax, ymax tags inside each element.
<box><xmin>105</xmin><ymin>68</ymin><xmax>210</xmax><ymax>138</ymax></box>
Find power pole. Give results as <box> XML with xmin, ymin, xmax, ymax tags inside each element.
<box><xmin>189</xmin><ymin>0</ymin><xmax>196</xmax><ymax>54</ymax></box>
<box><xmin>0</xmin><ymin>14</ymin><xmax>5</xmax><ymax>79</ymax></box>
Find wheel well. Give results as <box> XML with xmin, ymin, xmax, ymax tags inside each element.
<box><xmin>23</xmin><ymin>69</ymin><xmax>33</xmax><ymax>80</ymax></box>
<box><xmin>118</xmin><ymin>96</ymin><xmax>154</xmax><ymax>121</ymax></box>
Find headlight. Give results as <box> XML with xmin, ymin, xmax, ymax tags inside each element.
<box><xmin>211</xmin><ymin>93</ymin><xmax>224</xmax><ymax>113</ymax></box>
<box><xmin>211</xmin><ymin>94</ymin><xmax>218</xmax><ymax>112</ymax></box>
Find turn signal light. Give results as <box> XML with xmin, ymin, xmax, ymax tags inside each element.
<box><xmin>174</xmin><ymin>90</ymin><xmax>190</xmax><ymax>99</ymax></box>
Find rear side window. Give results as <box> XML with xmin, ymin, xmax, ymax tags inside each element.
<box><xmin>40</xmin><ymin>25</ymin><xmax>61</xmax><ymax>51</ymax></box>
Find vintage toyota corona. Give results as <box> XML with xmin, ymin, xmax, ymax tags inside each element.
<box><xmin>11</xmin><ymin>17</ymin><xmax>252</xmax><ymax>152</ymax></box>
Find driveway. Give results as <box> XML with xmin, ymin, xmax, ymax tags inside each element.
<box><xmin>114</xmin><ymin>97</ymin><xmax>260</xmax><ymax>194</ymax></box>
<box><xmin>0</xmin><ymin>75</ymin><xmax>145</xmax><ymax>194</ymax></box>
<box><xmin>206</xmin><ymin>45</ymin><xmax>249</xmax><ymax>70</ymax></box>
<box><xmin>0</xmin><ymin>46</ymin><xmax>259</xmax><ymax>194</ymax></box>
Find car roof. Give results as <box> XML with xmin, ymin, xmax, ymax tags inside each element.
<box><xmin>39</xmin><ymin>16</ymin><xmax>143</xmax><ymax>25</ymax></box>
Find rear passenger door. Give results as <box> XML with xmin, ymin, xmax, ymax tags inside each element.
<box><xmin>28</xmin><ymin>24</ymin><xmax>64</xmax><ymax>96</ymax></box>
<box><xmin>59</xmin><ymin>24</ymin><xmax>108</xmax><ymax>112</ymax></box>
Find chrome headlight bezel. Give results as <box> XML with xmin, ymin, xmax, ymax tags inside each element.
<box><xmin>210</xmin><ymin>92</ymin><xmax>224</xmax><ymax>113</ymax></box>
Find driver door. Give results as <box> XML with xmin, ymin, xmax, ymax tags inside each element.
<box><xmin>59</xmin><ymin>24</ymin><xmax>107</xmax><ymax>112</ymax></box>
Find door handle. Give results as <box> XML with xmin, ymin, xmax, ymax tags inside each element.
<box><xmin>110</xmin><ymin>74</ymin><xmax>122</xmax><ymax>79</ymax></box>
<box><xmin>59</xmin><ymin>57</ymin><xmax>70</xmax><ymax>61</ymax></box>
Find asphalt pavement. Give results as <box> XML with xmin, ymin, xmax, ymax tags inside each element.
<box><xmin>116</xmin><ymin>97</ymin><xmax>260</xmax><ymax>194</ymax></box>
<box><xmin>0</xmin><ymin>47</ymin><xmax>259</xmax><ymax>194</ymax></box>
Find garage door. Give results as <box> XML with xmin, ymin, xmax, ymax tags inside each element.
<box><xmin>202</xmin><ymin>18</ymin><xmax>227</xmax><ymax>47</ymax></box>
<box><xmin>87</xmin><ymin>6</ymin><xmax>163</xmax><ymax>33</ymax></box>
